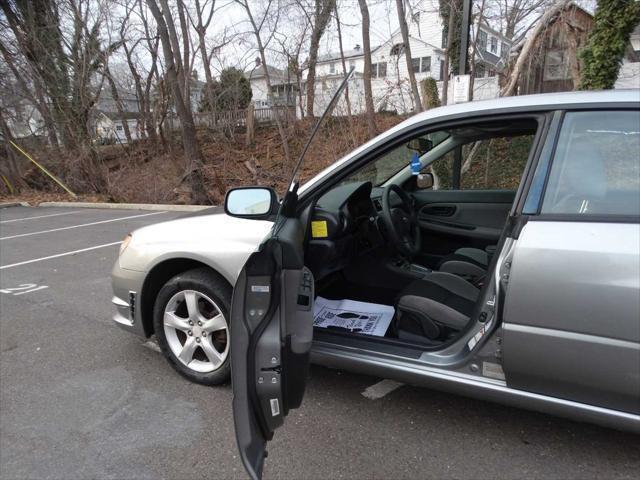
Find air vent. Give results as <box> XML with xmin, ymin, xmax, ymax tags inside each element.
<box><xmin>373</xmin><ymin>199</ymin><xmax>382</xmax><ymax>212</ymax></box>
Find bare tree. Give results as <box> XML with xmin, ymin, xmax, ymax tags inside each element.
<box><xmin>305</xmin><ymin>0</ymin><xmax>336</xmax><ymax>117</ymax></box>
<box><xmin>357</xmin><ymin>0</ymin><xmax>377</xmax><ymax>137</ymax></box>
<box><xmin>236</xmin><ymin>0</ymin><xmax>292</xmax><ymax>164</ymax></box>
<box><xmin>395</xmin><ymin>0</ymin><xmax>422</xmax><ymax>112</ymax></box>
<box><xmin>440</xmin><ymin>0</ymin><xmax>457</xmax><ymax>105</ymax></box>
<box><xmin>1</xmin><ymin>0</ymin><xmax>116</xmax><ymax>150</ymax></box>
<box><xmin>334</xmin><ymin>2</ymin><xmax>353</xmax><ymax>118</ymax></box>
<box><xmin>0</xmin><ymin>40</ymin><xmax>58</xmax><ymax>145</ymax></box>
<box><xmin>147</xmin><ymin>0</ymin><xmax>210</xmax><ymax>203</ymax></box>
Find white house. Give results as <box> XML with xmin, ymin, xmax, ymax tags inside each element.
<box><xmin>305</xmin><ymin>0</ymin><xmax>511</xmax><ymax>114</ymax></box>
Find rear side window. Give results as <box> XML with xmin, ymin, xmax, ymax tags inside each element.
<box><xmin>541</xmin><ymin>111</ymin><xmax>640</xmax><ymax>216</ymax></box>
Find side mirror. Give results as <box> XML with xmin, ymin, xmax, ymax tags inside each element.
<box><xmin>224</xmin><ymin>187</ymin><xmax>278</xmax><ymax>219</ymax></box>
<box><xmin>416</xmin><ymin>172</ymin><xmax>434</xmax><ymax>190</ymax></box>
<box><xmin>407</xmin><ymin>138</ymin><xmax>433</xmax><ymax>154</ymax></box>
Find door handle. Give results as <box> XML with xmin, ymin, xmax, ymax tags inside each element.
<box><xmin>421</xmin><ymin>205</ymin><xmax>456</xmax><ymax>217</ymax></box>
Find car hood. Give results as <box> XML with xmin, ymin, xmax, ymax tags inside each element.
<box><xmin>119</xmin><ymin>211</ymin><xmax>274</xmax><ymax>280</ymax></box>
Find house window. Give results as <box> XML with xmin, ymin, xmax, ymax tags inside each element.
<box><xmin>474</xmin><ymin>64</ymin><xmax>486</xmax><ymax>78</ymax></box>
<box><xmin>442</xmin><ymin>30</ymin><xmax>448</xmax><ymax>49</ymax></box>
<box><xmin>372</xmin><ymin>62</ymin><xmax>387</xmax><ymax>78</ymax></box>
<box><xmin>116</xmin><ymin>125</ymin><xmax>123</xmax><ymax>131</ymax></box>
<box><xmin>488</xmin><ymin>69</ymin><xmax>496</xmax><ymax>77</ymax></box>
<box><xmin>478</xmin><ymin>30</ymin><xmax>487</xmax><ymax>51</ymax></box>
<box><xmin>421</xmin><ymin>56</ymin><xmax>431</xmax><ymax>72</ymax></box>
<box><xmin>412</xmin><ymin>12</ymin><xmax>420</xmax><ymax>23</ymax></box>
<box><xmin>390</xmin><ymin>43</ymin><xmax>405</xmax><ymax>56</ymax></box>
<box><xmin>501</xmin><ymin>42</ymin><xmax>509</xmax><ymax>58</ymax></box>
<box><xmin>330</xmin><ymin>63</ymin><xmax>335</xmax><ymax>74</ymax></box>
<box><xmin>490</xmin><ymin>37</ymin><xmax>498</xmax><ymax>54</ymax></box>
<box><xmin>411</xmin><ymin>58</ymin><xmax>421</xmax><ymax>73</ymax></box>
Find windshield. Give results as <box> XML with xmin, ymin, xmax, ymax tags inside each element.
<box><xmin>341</xmin><ymin>131</ymin><xmax>450</xmax><ymax>187</ymax></box>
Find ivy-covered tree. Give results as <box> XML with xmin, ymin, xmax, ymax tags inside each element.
<box><xmin>440</xmin><ymin>0</ymin><xmax>464</xmax><ymax>75</ymax></box>
<box><xmin>579</xmin><ymin>0</ymin><xmax>640</xmax><ymax>90</ymax></box>
<box><xmin>199</xmin><ymin>67</ymin><xmax>253</xmax><ymax>112</ymax></box>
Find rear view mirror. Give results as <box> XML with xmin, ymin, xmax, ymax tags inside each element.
<box><xmin>225</xmin><ymin>187</ymin><xmax>278</xmax><ymax>218</ymax></box>
<box><xmin>407</xmin><ymin>138</ymin><xmax>433</xmax><ymax>154</ymax></box>
<box><xmin>416</xmin><ymin>173</ymin><xmax>434</xmax><ymax>190</ymax></box>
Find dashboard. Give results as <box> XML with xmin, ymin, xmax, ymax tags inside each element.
<box><xmin>306</xmin><ymin>181</ymin><xmax>385</xmax><ymax>280</ymax></box>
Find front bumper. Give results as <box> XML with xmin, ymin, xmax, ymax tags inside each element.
<box><xmin>111</xmin><ymin>260</ymin><xmax>148</xmax><ymax>338</ymax></box>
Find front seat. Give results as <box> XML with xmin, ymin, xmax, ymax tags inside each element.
<box><xmin>395</xmin><ymin>272</ymin><xmax>479</xmax><ymax>343</ymax></box>
<box><xmin>436</xmin><ymin>247</ymin><xmax>492</xmax><ymax>280</ymax></box>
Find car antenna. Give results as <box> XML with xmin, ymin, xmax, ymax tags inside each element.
<box><xmin>280</xmin><ymin>66</ymin><xmax>356</xmax><ymax>217</ymax></box>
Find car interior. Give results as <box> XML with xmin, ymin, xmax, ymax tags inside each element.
<box><xmin>303</xmin><ymin>117</ymin><xmax>540</xmax><ymax>350</ymax></box>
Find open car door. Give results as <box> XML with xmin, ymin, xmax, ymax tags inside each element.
<box><xmin>230</xmin><ymin>215</ymin><xmax>314</xmax><ymax>480</ymax></box>
<box><xmin>229</xmin><ymin>67</ymin><xmax>353</xmax><ymax>479</ymax></box>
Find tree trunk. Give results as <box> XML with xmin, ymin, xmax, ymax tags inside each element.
<box><xmin>441</xmin><ymin>2</ymin><xmax>456</xmax><ymax>105</ymax></box>
<box><xmin>358</xmin><ymin>0</ymin><xmax>377</xmax><ymax>138</ymax></box>
<box><xmin>334</xmin><ymin>3</ymin><xmax>353</xmax><ymax>118</ymax></box>
<box><xmin>395</xmin><ymin>0</ymin><xmax>423</xmax><ymax>112</ymax></box>
<box><xmin>305</xmin><ymin>0</ymin><xmax>336</xmax><ymax>117</ymax></box>
<box><xmin>148</xmin><ymin>0</ymin><xmax>210</xmax><ymax>204</ymax></box>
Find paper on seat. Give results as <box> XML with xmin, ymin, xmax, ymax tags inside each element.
<box><xmin>313</xmin><ymin>296</ymin><xmax>395</xmax><ymax>337</ymax></box>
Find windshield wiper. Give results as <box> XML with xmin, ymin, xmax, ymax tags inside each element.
<box><xmin>280</xmin><ymin>66</ymin><xmax>356</xmax><ymax>217</ymax></box>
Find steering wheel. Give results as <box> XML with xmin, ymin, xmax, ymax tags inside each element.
<box><xmin>380</xmin><ymin>184</ymin><xmax>421</xmax><ymax>258</ymax></box>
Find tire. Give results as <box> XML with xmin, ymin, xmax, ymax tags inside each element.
<box><xmin>153</xmin><ymin>267</ymin><xmax>232</xmax><ymax>386</ymax></box>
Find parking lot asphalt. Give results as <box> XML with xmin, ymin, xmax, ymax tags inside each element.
<box><xmin>0</xmin><ymin>205</ymin><xmax>638</xmax><ymax>480</ymax></box>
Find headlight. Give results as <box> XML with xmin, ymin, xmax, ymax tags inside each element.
<box><xmin>119</xmin><ymin>233</ymin><xmax>132</xmax><ymax>256</ymax></box>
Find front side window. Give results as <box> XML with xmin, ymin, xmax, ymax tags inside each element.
<box><xmin>412</xmin><ymin>58</ymin><xmax>420</xmax><ymax>73</ymax></box>
<box><xmin>377</xmin><ymin>62</ymin><xmax>387</xmax><ymax>77</ymax></box>
<box><xmin>541</xmin><ymin>111</ymin><xmax>640</xmax><ymax>216</ymax></box>
<box><xmin>428</xmin><ymin>134</ymin><xmax>535</xmax><ymax>191</ymax></box>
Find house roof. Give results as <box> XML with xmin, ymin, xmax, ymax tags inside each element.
<box><xmin>317</xmin><ymin>47</ymin><xmax>374</xmax><ymax>64</ymax></box>
<box><xmin>247</xmin><ymin>64</ymin><xmax>287</xmax><ymax>79</ymax></box>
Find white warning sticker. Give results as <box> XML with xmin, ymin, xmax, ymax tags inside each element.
<box><xmin>270</xmin><ymin>398</ymin><xmax>280</xmax><ymax>417</ymax></box>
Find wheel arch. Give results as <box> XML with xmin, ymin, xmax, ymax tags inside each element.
<box><xmin>140</xmin><ymin>256</ymin><xmax>234</xmax><ymax>337</ymax></box>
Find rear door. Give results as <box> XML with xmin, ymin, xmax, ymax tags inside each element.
<box><xmin>231</xmin><ymin>216</ymin><xmax>314</xmax><ymax>479</ymax></box>
<box><xmin>503</xmin><ymin>109</ymin><xmax>640</xmax><ymax>413</ymax></box>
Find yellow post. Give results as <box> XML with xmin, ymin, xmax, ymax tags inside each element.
<box><xmin>9</xmin><ymin>140</ymin><xmax>77</xmax><ymax>198</ymax></box>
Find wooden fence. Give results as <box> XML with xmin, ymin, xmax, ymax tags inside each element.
<box><xmin>165</xmin><ymin>106</ymin><xmax>296</xmax><ymax>132</ymax></box>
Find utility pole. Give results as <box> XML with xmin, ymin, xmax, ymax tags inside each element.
<box><xmin>452</xmin><ymin>0</ymin><xmax>473</xmax><ymax>189</ymax></box>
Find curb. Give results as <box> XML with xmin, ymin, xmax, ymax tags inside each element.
<box><xmin>0</xmin><ymin>202</ymin><xmax>30</xmax><ymax>209</ymax></box>
<box><xmin>37</xmin><ymin>202</ymin><xmax>214</xmax><ymax>212</ymax></box>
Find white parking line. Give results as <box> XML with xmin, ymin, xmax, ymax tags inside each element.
<box><xmin>0</xmin><ymin>211</ymin><xmax>166</xmax><ymax>240</ymax></box>
<box><xmin>0</xmin><ymin>210</ymin><xmax>82</xmax><ymax>224</ymax></box>
<box><xmin>0</xmin><ymin>241</ymin><xmax>122</xmax><ymax>270</ymax></box>
<box><xmin>361</xmin><ymin>379</ymin><xmax>404</xmax><ymax>400</ymax></box>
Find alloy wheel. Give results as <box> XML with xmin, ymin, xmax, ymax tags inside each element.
<box><xmin>163</xmin><ymin>289</ymin><xmax>229</xmax><ymax>373</ymax></box>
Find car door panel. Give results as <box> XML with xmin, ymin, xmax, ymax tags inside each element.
<box><xmin>231</xmin><ymin>218</ymin><xmax>314</xmax><ymax>480</ymax></box>
<box><xmin>502</xmin><ymin>220</ymin><xmax>640</xmax><ymax>414</ymax></box>
<box><xmin>413</xmin><ymin>189</ymin><xmax>515</xmax><ymax>257</ymax></box>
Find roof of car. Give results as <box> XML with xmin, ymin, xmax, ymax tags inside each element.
<box><xmin>298</xmin><ymin>89</ymin><xmax>639</xmax><ymax>195</ymax></box>
<box><xmin>408</xmin><ymin>89</ymin><xmax>639</xmax><ymax>126</ymax></box>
